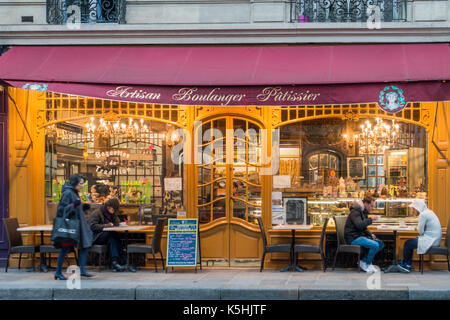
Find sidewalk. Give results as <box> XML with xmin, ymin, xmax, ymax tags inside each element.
<box><xmin>0</xmin><ymin>268</ymin><xmax>449</xmax><ymax>300</ymax></box>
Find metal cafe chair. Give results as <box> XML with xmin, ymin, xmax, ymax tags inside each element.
<box><xmin>419</xmin><ymin>218</ymin><xmax>450</xmax><ymax>274</ymax></box>
<box><xmin>332</xmin><ymin>215</ymin><xmax>363</xmax><ymax>272</ymax></box>
<box><xmin>40</xmin><ymin>245</ymin><xmax>78</xmax><ymax>269</ymax></box>
<box><xmin>88</xmin><ymin>245</ymin><xmax>109</xmax><ymax>271</ymax></box>
<box><xmin>127</xmin><ymin>217</ymin><xmax>166</xmax><ymax>272</ymax></box>
<box><xmin>294</xmin><ymin>218</ymin><xmax>329</xmax><ymax>272</ymax></box>
<box><xmin>3</xmin><ymin>218</ymin><xmax>39</xmax><ymax>272</ymax></box>
<box><xmin>256</xmin><ymin>216</ymin><xmax>292</xmax><ymax>272</ymax></box>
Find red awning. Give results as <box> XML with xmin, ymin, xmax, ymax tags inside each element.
<box><xmin>0</xmin><ymin>44</ymin><xmax>449</xmax><ymax>106</ymax></box>
<box><xmin>0</xmin><ymin>44</ymin><xmax>449</xmax><ymax>86</ymax></box>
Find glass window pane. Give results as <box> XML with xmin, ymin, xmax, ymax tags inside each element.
<box><xmin>368</xmin><ymin>177</ymin><xmax>376</xmax><ymax>187</ymax></box>
<box><xmin>309</xmin><ymin>155</ymin><xmax>318</xmax><ymax>169</ymax></box>
<box><xmin>368</xmin><ymin>166</ymin><xmax>377</xmax><ymax>176</ymax></box>
<box><xmin>368</xmin><ymin>155</ymin><xmax>376</xmax><ymax>165</ymax></box>
<box><xmin>377</xmin><ymin>155</ymin><xmax>384</xmax><ymax>165</ymax></box>
<box><xmin>378</xmin><ymin>178</ymin><xmax>385</xmax><ymax>186</ymax></box>
<box><xmin>320</xmin><ymin>154</ymin><xmax>328</xmax><ymax>167</ymax></box>
<box><xmin>330</xmin><ymin>155</ymin><xmax>337</xmax><ymax>170</ymax></box>
<box><xmin>377</xmin><ymin>166</ymin><xmax>385</xmax><ymax>176</ymax></box>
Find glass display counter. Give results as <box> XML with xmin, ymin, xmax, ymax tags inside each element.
<box><xmin>306</xmin><ymin>198</ymin><xmax>422</xmax><ymax>226</ymax></box>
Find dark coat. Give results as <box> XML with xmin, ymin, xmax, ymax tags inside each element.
<box><xmin>344</xmin><ymin>200</ymin><xmax>373</xmax><ymax>245</ymax></box>
<box><xmin>88</xmin><ymin>206</ymin><xmax>120</xmax><ymax>243</ymax></box>
<box><xmin>54</xmin><ymin>182</ymin><xmax>93</xmax><ymax>249</ymax></box>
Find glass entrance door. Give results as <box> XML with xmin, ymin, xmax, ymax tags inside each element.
<box><xmin>195</xmin><ymin>116</ymin><xmax>263</xmax><ymax>266</ymax></box>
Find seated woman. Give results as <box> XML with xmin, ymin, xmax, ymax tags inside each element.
<box><xmin>88</xmin><ymin>197</ymin><xmax>127</xmax><ymax>272</ymax></box>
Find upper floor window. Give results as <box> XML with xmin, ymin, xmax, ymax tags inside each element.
<box><xmin>46</xmin><ymin>0</ymin><xmax>126</xmax><ymax>24</ymax></box>
<box><xmin>291</xmin><ymin>0</ymin><xmax>407</xmax><ymax>23</ymax></box>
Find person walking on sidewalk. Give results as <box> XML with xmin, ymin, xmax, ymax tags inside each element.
<box><xmin>54</xmin><ymin>175</ymin><xmax>94</xmax><ymax>280</ymax></box>
<box><xmin>397</xmin><ymin>199</ymin><xmax>442</xmax><ymax>272</ymax></box>
<box><xmin>344</xmin><ymin>195</ymin><xmax>384</xmax><ymax>273</ymax></box>
<box><xmin>88</xmin><ymin>197</ymin><xmax>130</xmax><ymax>272</ymax></box>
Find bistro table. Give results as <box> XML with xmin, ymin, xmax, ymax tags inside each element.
<box><xmin>16</xmin><ymin>224</ymin><xmax>149</xmax><ymax>272</ymax></box>
<box><xmin>103</xmin><ymin>225</ymin><xmax>149</xmax><ymax>271</ymax></box>
<box><xmin>16</xmin><ymin>225</ymin><xmax>53</xmax><ymax>272</ymax></box>
<box><xmin>376</xmin><ymin>225</ymin><xmax>416</xmax><ymax>273</ymax></box>
<box><xmin>272</xmin><ymin>224</ymin><xmax>314</xmax><ymax>272</ymax></box>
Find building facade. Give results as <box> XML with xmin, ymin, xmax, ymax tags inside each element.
<box><xmin>0</xmin><ymin>0</ymin><xmax>449</xmax><ymax>269</ymax></box>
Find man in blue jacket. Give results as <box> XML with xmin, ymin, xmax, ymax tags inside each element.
<box><xmin>344</xmin><ymin>195</ymin><xmax>383</xmax><ymax>273</ymax></box>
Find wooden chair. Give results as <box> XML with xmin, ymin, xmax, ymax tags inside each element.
<box><xmin>3</xmin><ymin>218</ymin><xmax>39</xmax><ymax>272</ymax></box>
<box><xmin>256</xmin><ymin>217</ymin><xmax>291</xmax><ymax>272</ymax></box>
<box><xmin>294</xmin><ymin>218</ymin><xmax>329</xmax><ymax>272</ymax></box>
<box><xmin>332</xmin><ymin>216</ymin><xmax>363</xmax><ymax>272</ymax></box>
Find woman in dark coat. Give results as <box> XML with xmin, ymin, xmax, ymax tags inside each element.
<box><xmin>54</xmin><ymin>174</ymin><xmax>94</xmax><ymax>280</ymax></box>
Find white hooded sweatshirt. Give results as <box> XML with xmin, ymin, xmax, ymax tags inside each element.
<box><xmin>410</xmin><ymin>199</ymin><xmax>442</xmax><ymax>254</ymax></box>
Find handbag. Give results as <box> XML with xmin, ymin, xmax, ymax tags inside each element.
<box><xmin>51</xmin><ymin>205</ymin><xmax>80</xmax><ymax>245</ymax></box>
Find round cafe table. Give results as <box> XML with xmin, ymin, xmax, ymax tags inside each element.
<box><xmin>376</xmin><ymin>225</ymin><xmax>416</xmax><ymax>273</ymax></box>
<box><xmin>16</xmin><ymin>225</ymin><xmax>53</xmax><ymax>272</ymax></box>
<box><xmin>103</xmin><ymin>225</ymin><xmax>149</xmax><ymax>271</ymax></box>
<box><xmin>272</xmin><ymin>224</ymin><xmax>314</xmax><ymax>272</ymax></box>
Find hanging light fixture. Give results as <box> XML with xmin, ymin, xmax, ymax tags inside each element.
<box><xmin>84</xmin><ymin>117</ymin><xmax>149</xmax><ymax>139</ymax></box>
<box><xmin>358</xmin><ymin>118</ymin><xmax>400</xmax><ymax>154</ymax></box>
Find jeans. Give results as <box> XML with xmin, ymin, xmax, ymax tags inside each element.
<box><xmin>402</xmin><ymin>238</ymin><xmax>418</xmax><ymax>266</ymax></box>
<box><xmin>351</xmin><ymin>237</ymin><xmax>385</xmax><ymax>265</ymax></box>
<box><xmin>94</xmin><ymin>232</ymin><xmax>122</xmax><ymax>262</ymax></box>
<box><xmin>55</xmin><ymin>246</ymin><xmax>88</xmax><ymax>275</ymax></box>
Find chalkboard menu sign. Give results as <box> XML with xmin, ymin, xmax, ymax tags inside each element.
<box><xmin>166</xmin><ymin>218</ymin><xmax>198</xmax><ymax>267</ymax></box>
<box><xmin>283</xmin><ymin>197</ymin><xmax>307</xmax><ymax>225</ymax></box>
<box><xmin>347</xmin><ymin>157</ymin><xmax>365</xmax><ymax>179</ymax></box>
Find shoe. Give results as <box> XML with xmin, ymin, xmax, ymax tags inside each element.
<box><xmin>127</xmin><ymin>265</ymin><xmax>137</xmax><ymax>273</ymax></box>
<box><xmin>359</xmin><ymin>260</ymin><xmax>369</xmax><ymax>272</ymax></box>
<box><xmin>397</xmin><ymin>262</ymin><xmax>411</xmax><ymax>273</ymax></box>
<box><xmin>368</xmin><ymin>264</ymin><xmax>379</xmax><ymax>273</ymax></box>
<box><xmin>54</xmin><ymin>273</ymin><xmax>67</xmax><ymax>281</ymax></box>
<box><xmin>80</xmin><ymin>272</ymin><xmax>95</xmax><ymax>278</ymax></box>
<box><xmin>111</xmin><ymin>260</ymin><xmax>125</xmax><ymax>272</ymax></box>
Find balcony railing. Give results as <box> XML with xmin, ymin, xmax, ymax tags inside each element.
<box><xmin>290</xmin><ymin>0</ymin><xmax>407</xmax><ymax>23</ymax></box>
<box><xmin>47</xmin><ymin>0</ymin><xmax>126</xmax><ymax>25</ymax></box>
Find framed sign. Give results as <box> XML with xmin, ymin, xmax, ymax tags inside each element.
<box><xmin>164</xmin><ymin>177</ymin><xmax>182</xmax><ymax>191</ymax></box>
<box><xmin>273</xmin><ymin>175</ymin><xmax>291</xmax><ymax>188</ymax></box>
<box><xmin>347</xmin><ymin>157</ymin><xmax>365</xmax><ymax>180</ymax></box>
<box><xmin>166</xmin><ymin>218</ymin><xmax>198</xmax><ymax>268</ymax></box>
<box><xmin>283</xmin><ymin>197</ymin><xmax>307</xmax><ymax>225</ymax></box>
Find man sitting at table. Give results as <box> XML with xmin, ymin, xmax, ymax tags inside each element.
<box><xmin>344</xmin><ymin>195</ymin><xmax>383</xmax><ymax>273</ymax></box>
<box><xmin>397</xmin><ymin>198</ymin><xmax>442</xmax><ymax>273</ymax></box>
<box><xmin>88</xmin><ymin>197</ymin><xmax>127</xmax><ymax>272</ymax></box>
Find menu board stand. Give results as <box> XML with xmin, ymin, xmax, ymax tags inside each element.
<box><xmin>165</xmin><ymin>218</ymin><xmax>202</xmax><ymax>273</ymax></box>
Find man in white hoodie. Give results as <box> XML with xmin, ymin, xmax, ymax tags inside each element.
<box><xmin>398</xmin><ymin>199</ymin><xmax>442</xmax><ymax>273</ymax></box>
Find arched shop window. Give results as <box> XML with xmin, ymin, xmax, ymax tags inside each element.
<box><xmin>44</xmin><ymin>113</ymin><xmax>186</xmax><ymax>224</ymax></box>
<box><xmin>272</xmin><ymin>117</ymin><xmax>427</xmax><ymax>226</ymax></box>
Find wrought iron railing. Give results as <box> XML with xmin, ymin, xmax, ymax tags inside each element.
<box><xmin>47</xmin><ymin>0</ymin><xmax>126</xmax><ymax>24</ymax></box>
<box><xmin>290</xmin><ymin>0</ymin><xmax>407</xmax><ymax>23</ymax></box>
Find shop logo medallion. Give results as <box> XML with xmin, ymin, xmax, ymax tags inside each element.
<box><xmin>378</xmin><ymin>85</ymin><xmax>406</xmax><ymax>113</ymax></box>
<box><xmin>21</xmin><ymin>83</ymin><xmax>48</xmax><ymax>92</ymax></box>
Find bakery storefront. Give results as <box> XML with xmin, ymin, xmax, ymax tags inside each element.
<box><xmin>1</xmin><ymin>44</ymin><xmax>449</xmax><ymax>270</ymax></box>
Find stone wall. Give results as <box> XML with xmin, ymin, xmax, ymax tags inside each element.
<box><xmin>0</xmin><ymin>0</ymin><xmax>448</xmax><ymax>25</ymax></box>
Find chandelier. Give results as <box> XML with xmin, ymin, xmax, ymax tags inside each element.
<box><xmin>358</xmin><ymin>118</ymin><xmax>400</xmax><ymax>154</ymax></box>
<box><xmin>85</xmin><ymin>117</ymin><xmax>149</xmax><ymax>139</ymax></box>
